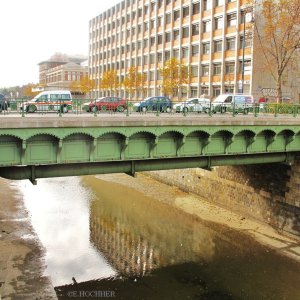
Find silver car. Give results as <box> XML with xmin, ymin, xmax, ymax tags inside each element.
<box><xmin>173</xmin><ymin>98</ymin><xmax>211</xmax><ymax>113</ymax></box>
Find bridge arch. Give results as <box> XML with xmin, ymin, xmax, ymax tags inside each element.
<box><xmin>0</xmin><ymin>134</ymin><xmax>22</xmax><ymax>166</ymax></box>
<box><xmin>126</xmin><ymin>131</ymin><xmax>157</xmax><ymax>159</ymax></box>
<box><xmin>209</xmin><ymin>130</ymin><xmax>235</xmax><ymax>154</ymax></box>
<box><xmin>154</xmin><ymin>131</ymin><xmax>185</xmax><ymax>158</ymax></box>
<box><xmin>183</xmin><ymin>130</ymin><xmax>211</xmax><ymax>156</ymax></box>
<box><xmin>233</xmin><ymin>130</ymin><xmax>257</xmax><ymax>153</ymax></box>
<box><xmin>96</xmin><ymin>132</ymin><xmax>127</xmax><ymax>161</ymax></box>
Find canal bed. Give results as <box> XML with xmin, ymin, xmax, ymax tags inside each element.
<box><xmin>14</xmin><ymin>174</ymin><xmax>300</xmax><ymax>299</ymax></box>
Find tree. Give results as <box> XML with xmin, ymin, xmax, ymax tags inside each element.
<box><xmin>100</xmin><ymin>69</ymin><xmax>119</xmax><ymax>96</ymax></box>
<box><xmin>122</xmin><ymin>66</ymin><xmax>146</xmax><ymax>101</ymax></box>
<box><xmin>159</xmin><ymin>58</ymin><xmax>191</xmax><ymax>101</ymax></box>
<box><xmin>254</xmin><ymin>0</ymin><xmax>300</xmax><ymax>102</ymax></box>
<box><xmin>69</xmin><ymin>75</ymin><xmax>96</xmax><ymax>96</ymax></box>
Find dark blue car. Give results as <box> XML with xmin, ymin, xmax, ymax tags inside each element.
<box><xmin>134</xmin><ymin>96</ymin><xmax>172</xmax><ymax>112</ymax></box>
<box><xmin>0</xmin><ymin>94</ymin><xmax>9</xmax><ymax>111</ymax></box>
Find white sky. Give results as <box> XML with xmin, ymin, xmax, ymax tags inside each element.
<box><xmin>0</xmin><ymin>0</ymin><xmax>121</xmax><ymax>88</ymax></box>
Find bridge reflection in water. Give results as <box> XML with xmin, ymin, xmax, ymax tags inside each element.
<box><xmin>54</xmin><ymin>175</ymin><xmax>300</xmax><ymax>300</ymax></box>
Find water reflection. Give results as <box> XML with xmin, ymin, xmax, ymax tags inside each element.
<box><xmin>18</xmin><ymin>177</ymin><xmax>116</xmax><ymax>286</ymax></box>
<box><xmin>88</xmin><ymin>176</ymin><xmax>216</xmax><ymax>277</ymax></box>
<box><xmin>19</xmin><ymin>175</ymin><xmax>300</xmax><ymax>300</ymax></box>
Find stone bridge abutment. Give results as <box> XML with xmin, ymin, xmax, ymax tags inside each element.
<box><xmin>144</xmin><ymin>160</ymin><xmax>300</xmax><ymax>236</ymax></box>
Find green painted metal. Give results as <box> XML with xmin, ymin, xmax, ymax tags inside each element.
<box><xmin>0</xmin><ymin>121</ymin><xmax>300</xmax><ymax>181</ymax></box>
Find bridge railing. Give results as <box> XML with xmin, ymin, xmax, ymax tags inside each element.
<box><xmin>1</xmin><ymin>98</ymin><xmax>300</xmax><ymax>118</ymax></box>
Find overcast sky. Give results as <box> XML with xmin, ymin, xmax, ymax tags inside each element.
<box><xmin>0</xmin><ymin>0</ymin><xmax>121</xmax><ymax>88</ymax></box>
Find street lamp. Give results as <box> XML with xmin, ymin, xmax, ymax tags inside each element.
<box><xmin>241</xmin><ymin>10</ymin><xmax>247</xmax><ymax>94</ymax></box>
<box><xmin>241</xmin><ymin>8</ymin><xmax>254</xmax><ymax>94</ymax></box>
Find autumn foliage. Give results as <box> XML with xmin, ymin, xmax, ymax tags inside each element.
<box><xmin>69</xmin><ymin>75</ymin><xmax>96</xmax><ymax>95</ymax></box>
<box><xmin>100</xmin><ymin>70</ymin><xmax>119</xmax><ymax>96</ymax></box>
<box><xmin>159</xmin><ymin>58</ymin><xmax>191</xmax><ymax>100</ymax></box>
<box><xmin>255</xmin><ymin>0</ymin><xmax>300</xmax><ymax>101</ymax></box>
<box><xmin>122</xmin><ymin>67</ymin><xmax>146</xmax><ymax>100</ymax></box>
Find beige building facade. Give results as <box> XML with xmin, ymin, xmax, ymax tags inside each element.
<box><xmin>89</xmin><ymin>0</ymin><xmax>299</xmax><ymax>101</ymax></box>
<box><xmin>38</xmin><ymin>54</ymin><xmax>88</xmax><ymax>91</ymax></box>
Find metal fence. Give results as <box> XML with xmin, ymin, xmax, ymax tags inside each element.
<box><xmin>1</xmin><ymin>98</ymin><xmax>300</xmax><ymax>118</ymax></box>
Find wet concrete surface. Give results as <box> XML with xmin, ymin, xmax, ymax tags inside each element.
<box><xmin>0</xmin><ymin>179</ymin><xmax>56</xmax><ymax>299</ymax></box>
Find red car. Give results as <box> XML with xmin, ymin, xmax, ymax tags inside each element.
<box><xmin>88</xmin><ymin>97</ymin><xmax>127</xmax><ymax>112</ymax></box>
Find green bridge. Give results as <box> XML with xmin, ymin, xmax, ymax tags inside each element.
<box><xmin>1</xmin><ymin>115</ymin><xmax>300</xmax><ymax>184</ymax></box>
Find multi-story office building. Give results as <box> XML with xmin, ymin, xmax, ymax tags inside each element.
<box><xmin>38</xmin><ymin>53</ymin><xmax>88</xmax><ymax>90</ymax></box>
<box><xmin>89</xmin><ymin>0</ymin><xmax>299</xmax><ymax>101</ymax></box>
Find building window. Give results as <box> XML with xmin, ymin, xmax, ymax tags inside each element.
<box><xmin>215</xmin><ymin>17</ymin><xmax>223</xmax><ymax>30</ymax></box>
<box><xmin>225</xmin><ymin>85</ymin><xmax>234</xmax><ymax>93</ymax></box>
<box><xmin>157</xmin><ymin>35</ymin><xmax>163</xmax><ymax>44</ymax></box>
<box><xmin>182</xmin><ymin>47</ymin><xmax>189</xmax><ymax>58</ymax></box>
<box><xmin>240</xmin><ymin>35</ymin><xmax>252</xmax><ymax>48</ymax></box>
<box><xmin>216</xmin><ymin>0</ymin><xmax>224</xmax><ymax>6</ymax></box>
<box><xmin>191</xmin><ymin>65</ymin><xmax>198</xmax><ymax>77</ymax></box>
<box><xmin>157</xmin><ymin>16</ymin><xmax>162</xmax><ymax>27</ymax></box>
<box><xmin>150</xmin><ymin>54</ymin><xmax>155</xmax><ymax>64</ymax></box>
<box><xmin>201</xmin><ymin>86</ymin><xmax>209</xmax><ymax>96</ymax></box>
<box><xmin>191</xmin><ymin>87</ymin><xmax>198</xmax><ymax>97</ymax></box>
<box><xmin>173</xmin><ymin>49</ymin><xmax>179</xmax><ymax>59</ymax></box>
<box><xmin>192</xmin><ymin>23</ymin><xmax>200</xmax><ymax>36</ymax></box>
<box><xmin>203</xmin><ymin>42</ymin><xmax>210</xmax><ymax>54</ymax></box>
<box><xmin>150</xmin><ymin>37</ymin><xmax>156</xmax><ymax>46</ymax></box>
<box><xmin>182</xmin><ymin>6</ymin><xmax>189</xmax><ymax>18</ymax></box>
<box><xmin>202</xmin><ymin>65</ymin><xmax>210</xmax><ymax>76</ymax></box>
<box><xmin>165</xmin><ymin>50</ymin><xmax>171</xmax><ymax>60</ymax></box>
<box><xmin>192</xmin><ymin>2</ymin><xmax>200</xmax><ymax>15</ymax></box>
<box><xmin>165</xmin><ymin>13</ymin><xmax>171</xmax><ymax>25</ymax></box>
<box><xmin>214</xmin><ymin>40</ymin><xmax>222</xmax><ymax>52</ymax></box>
<box><xmin>239</xmin><ymin>59</ymin><xmax>252</xmax><ymax>74</ymax></box>
<box><xmin>227</xmin><ymin>13</ymin><xmax>237</xmax><ymax>27</ymax></box>
<box><xmin>226</xmin><ymin>37</ymin><xmax>236</xmax><ymax>50</ymax></box>
<box><xmin>174</xmin><ymin>10</ymin><xmax>180</xmax><ymax>21</ymax></box>
<box><xmin>203</xmin><ymin>0</ymin><xmax>212</xmax><ymax>10</ymax></box>
<box><xmin>192</xmin><ymin>44</ymin><xmax>199</xmax><ymax>56</ymax></box>
<box><xmin>225</xmin><ymin>62</ymin><xmax>235</xmax><ymax>74</ymax></box>
<box><xmin>165</xmin><ymin>32</ymin><xmax>171</xmax><ymax>43</ymax></box>
<box><xmin>150</xmin><ymin>19</ymin><xmax>155</xmax><ymax>30</ymax></box>
<box><xmin>149</xmin><ymin>71</ymin><xmax>154</xmax><ymax>81</ymax></box>
<box><xmin>213</xmin><ymin>63</ymin><xmax>222</xmax><ymax>75</ymax></box>
<box><xmin>174</xmin><ymin>29</ymin><xmax>180</xmax><ymax>40</ymax></box>
<box><xmin>213</xmin><ymin>86</ymin><xmax>221</xmax><ymax>97</ymax></box>
<box><xmin>182</xmin><ymin>27</ymin><xmax>189</xmax><ymax>38</ymax></box>
<box><xmin>157</xmin><ymin>52</ymin><xmax>163</xmax><ymax>62</ymax></box>
<box><xmin>203</xmin><ymin>20</ymin><xmax>211</xmax><ymax>33</ymax></box>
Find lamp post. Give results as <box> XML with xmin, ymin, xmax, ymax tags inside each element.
<box><xmin>241</xmin><ymin>8</ymin><xmax>254</xmax><ymax>94</ymax></box>
<box><xmin>241</xmin><ymin>10</ymin><xmax>246</xmax><ymax>94</ymax></box>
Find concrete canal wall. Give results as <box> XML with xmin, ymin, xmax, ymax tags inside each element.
<box><xmin>144</xmin><ymin>160</ymin><xmax>300</xmax><ymax>236</ymax></box>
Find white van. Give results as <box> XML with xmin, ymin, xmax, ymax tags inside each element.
<box><xmin>211</xmin><ymin>94</ymin><xmax>254</xmax><ymax>113</ymax></box>
<box><xmin>22</xmin><ymin>90</ymin><xmax>72</xmax><ymax>113</ymax></box>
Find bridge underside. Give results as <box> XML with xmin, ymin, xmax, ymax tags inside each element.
<box><xmin>0</xmin><ymin>153</ymin><xmax>296</xmax><ymax>184</ymax></box>
<box><xmin>0</xmin><ymin>124</ymin><xmax>300</xmax><ymax>182</ymax></box>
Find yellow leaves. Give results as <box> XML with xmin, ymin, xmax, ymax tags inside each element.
<box><xmin>69</xmin><ymin>75</ymin><xmax>96</xmax><ymax>95</ymax></box>
<box><xmin>159</xmin><ymin>58</ymin><xmax>191</xmax><ymax>97</ymax></box>
<box><xmin>22</xmin><ymin>84</ymin><xmax>39</xmax><ymax>98</ymax></box>
<box><xmin>100</xmin><ymin>70</ymin><xmax>119</xmax><ymax>93</ymax></box>
<box><xmin>122</xmin><ymin>67</ymin><xmax>145</xmax><ymax>97</ymax></box>
<box><xmin>256</xmin><ymin>0</ymin><xmax>300</xmax><ymax>100</ymax></box>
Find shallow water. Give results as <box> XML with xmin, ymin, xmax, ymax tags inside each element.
<box><xmin>18</xmin><ymin>175</ymin><xmax>300</xmax><ymax>300</ymax></box>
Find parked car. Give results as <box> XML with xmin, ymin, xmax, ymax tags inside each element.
<box><xmin>211</xmin><ymin>94</ymin><xmax>254</xmax><ymax>113</ymax></box>
<box><xmin>173</xmin><ymin>97</ymin><xmax>211</xmax><ymax>113</ymax></box>
<box><xmin>87</xmin><ymin>97</ymin><xmax>127</xmax><ymax>112</ymax></box>
<box><xmin>0</xmin><ymin>94</ymin><xmax>9</xmax><ymax>111</ymax></box>
<box><xmin>134</xmin><ymin>96</ymin><xmax>172</xmax><ymax>112</ymax></box>
<box><xmin>21</xmin><ymin>90</ymin><xmax>72</xmax><ymax>113</ymax></box>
